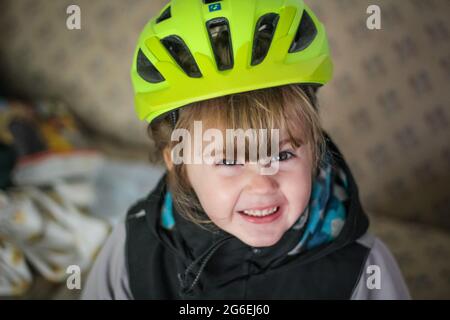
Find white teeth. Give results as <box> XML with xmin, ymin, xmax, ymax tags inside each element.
<box><xmin>242</xmin><ymin>206</ymin><xmax>278</xmax><ymax>217</ymax></box>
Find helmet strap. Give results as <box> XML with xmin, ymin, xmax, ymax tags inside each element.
<box><xmin>168</xmin><ymin>109</ymin><xmax>179</xmax><ymax>128</ymax></box>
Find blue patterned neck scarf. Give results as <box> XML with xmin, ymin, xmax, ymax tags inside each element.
<box><xmin>287</xmin><ymin>155</ymin><xmax>349</xmax><ymax>255</ymax></box>
<box><xmin>161</xmin><ymin>154</ymin><xmax>349</xmax><ymax>255</ymax></box>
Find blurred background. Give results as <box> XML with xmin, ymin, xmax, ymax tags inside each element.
<box><xmin>0</xmin><ymin>0</ymin><xmax>449</xmax><ymax>299</ymax></box>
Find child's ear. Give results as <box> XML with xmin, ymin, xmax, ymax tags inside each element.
<box><xmin>163</xmin><ymin>147</ymin><xmax>174</xmax><ymax>171</ymax></box>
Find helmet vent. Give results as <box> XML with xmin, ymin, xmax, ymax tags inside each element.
<box><xmin>161</xmin><ymin>35</ymin><xmax>203</xmax><ymax>78</ymax></box>
<box><xmin>156</xmin><ymin>6</ymin><xmax>171</xmax><ymax>24</ymax></box>
<box><xmin>136</xmin><ymin>49</ymin><xmax>165</xmax><ymax>83</ymax></box>
<box><xmin>289</xmin><ymin>10</ymin><xmax>317</xmax><ymax>53</ymax></box>
<box><xmin>206</xmin><ymin>17</ymin><xmax>234</xmax><ymax>71</ymax></box>
<box><xmin>251</xmin><ymin>13</ymin><xmax>280</xmax><ymax>66</ymax></box>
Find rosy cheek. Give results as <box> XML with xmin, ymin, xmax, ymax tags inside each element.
<box><xmin>282</xmin><ymin>172</ymin><xmax>312</xmax><ymax>203</ymax></box>
<box><xmin>195</xmin><ymin>179</ymin><xmax>238</xmax><ymax>218</ymax></box>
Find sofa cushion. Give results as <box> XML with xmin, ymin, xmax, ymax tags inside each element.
<box><xmin>370</xmin><ymin>215</ymin><xmax>450</xmax><ymax>299</ymax></box>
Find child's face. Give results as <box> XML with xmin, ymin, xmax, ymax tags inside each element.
<box><xmin>184</xmin><ymin>129</ymin><xmax>313</xmax><ymax>248</ymax></box>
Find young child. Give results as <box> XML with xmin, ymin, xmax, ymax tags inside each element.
<box><xmin>83</xmin><ymin>0</ymin><xmax>410</xmax><ymax>299</ymax></box>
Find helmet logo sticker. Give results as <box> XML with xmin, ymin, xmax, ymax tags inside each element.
<box><xmin>208</xmin><ymin>3</ymin><xmax>222</xmax><ymax>12</ymax></box>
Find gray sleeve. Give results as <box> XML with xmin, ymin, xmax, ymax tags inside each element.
<box><xmin>81</xmin><ymin>221</ymin><xmax>133</xmax><ymax>300</ymax></box>
<box><xmin>351</xmin><ymin>234</ymin><xmax>411</xmax><ymax>300</ymax></box>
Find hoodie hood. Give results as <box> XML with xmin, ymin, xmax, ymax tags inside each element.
<box><xmin>130</xmin><ymin>134</ymin><xmax>369</xmax><ymax>298</ymax></box>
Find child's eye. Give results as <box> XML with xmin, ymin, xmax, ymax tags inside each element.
<box><xmin>217</xmin><ymin>159</ymin><xmax>241</xmax><ymax>166</ymax></box>
<box><xmin>272</xmin><ymin>150</ymin><xmax>295</xmax><ymax>162</ymax></box>
<box><xmin>216</xmin><ymin>151</ymin><xmax>295</xmax><ymax>166</ymax></box>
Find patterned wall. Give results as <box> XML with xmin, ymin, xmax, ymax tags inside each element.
<box><xmin>0</xmin><ymin>0</ymin><xmax>449</xmax><ymax>230</ymax></box>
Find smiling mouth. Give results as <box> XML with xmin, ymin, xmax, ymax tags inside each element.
<box><xmin>239</xmin><ymin>206</ymin><xmax>280</xmax><ymax>217</ymax></box>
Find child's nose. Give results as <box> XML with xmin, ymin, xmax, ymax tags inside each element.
<box><xmin>245</xmin><ymin>172</ymin><xmax>279</xmax><ymax>195</ymax></box>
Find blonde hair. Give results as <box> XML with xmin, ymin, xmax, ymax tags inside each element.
<box><xmin>148</xmin><ymin>84</ymin><xmax>325</xmax><ymax>228</ymax></box>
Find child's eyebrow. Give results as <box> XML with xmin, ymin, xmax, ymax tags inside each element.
<box><xmin>279</xmin><ymin>138</ymin><xmax>291</xmax><ymax>147</ymax></box>
<box><xmin>279</xmin><ymin>138</ymin><xmax>303</xmax><ymax>148</ymax></box>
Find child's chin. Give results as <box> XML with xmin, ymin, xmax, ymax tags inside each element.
<box><xmin>239</xmin><ymin>233</ymin><xmax>283</xmax><ymax>248</ymax></box>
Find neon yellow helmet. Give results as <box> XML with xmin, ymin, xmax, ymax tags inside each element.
<box><xmin>131</xmin><ymin>0</ymin><xmax>333</xmax><ymax>123</ymax></box>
